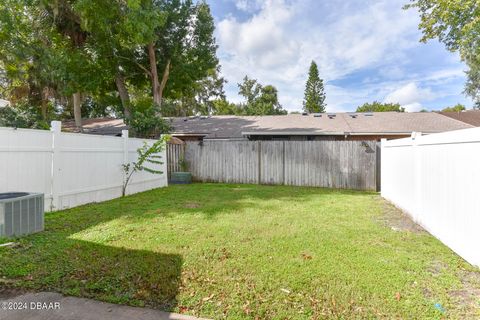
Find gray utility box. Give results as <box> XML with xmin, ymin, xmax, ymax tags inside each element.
<box><xmin>0</xmin><ymin>193</ymin><xmax>44</xmax><ymax>238</ymax></box>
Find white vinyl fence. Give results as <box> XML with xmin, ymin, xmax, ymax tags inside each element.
<box><xmin>381</xmin><ymin>128</ymin><xmax>480</xmax><ymax>267</ymax></box>
<box><xmin>0</xmin><ymin>121</ymin><xmax>167</xmax><ymax>212</ymax></box>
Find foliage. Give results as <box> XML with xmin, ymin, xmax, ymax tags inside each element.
<box><xmin>126</xmin><ymin>105</ymin><xmax>172</xmax><ymax>138</ymax></box>
<box><xmin>237</xmin><ymin>76</ymin><xmax>287</xmax><ymax>115</ymax></box>
<box><xmin>1</xmin><ymin>184</ymin><xmax>478</xmax><ymax>318</ymax></box>
<box><xmin>405</xmin><ymin>0</ymin><xmax>480</xmax><ymax>104</ymax></box>
<box><xmin>0</xmin><ymin>104</ymin><xmax>50</xmax><ymax>129</ymax></box>
<box><xmin>356</xmin><ymin>101</ymin><xmax>405</xmax><ymax>112</ymax></box>
<box><xmin>121</xmin><ymin>135</ymin><xmax>168</xmax><ymax>196</ymax></box>
<box><xmin>441</xmin><ymin>104</ymin><xmax>466</xmax><ymax>112</ymax></box>
<box><xmin>303</xmin><ymin>61</ymin><xmax>326</xmax><ymax>113</ymax></box>
<box><xmin>161</xmin><ymin>68</ymin><xmax>227</xmax><ymax>117</ymax></box>
<box><xmin>178</xmin><ymin>157</ymin><xmax>188</xmax><ymax>172</ymax></box>
<box><xmin>0</xmin><ymin>0</ymin><xmax>222</xmax><ymax>126</ymax></box>
<box><xmin>211</xmin><ymin>99</ymin><xmax>243</xmax><ymax>115</ymax></box>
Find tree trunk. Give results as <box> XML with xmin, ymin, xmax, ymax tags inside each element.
<box><xmin>159</xmin><ymin>59</ymin><xmax>171</xmax><ymax>105</ymax></box>
<box><xmin>73</xmin><ymin>92</ymin><xmax>82</xmax><ymax>131</ymax></box>
<box><xmin>40</xmin><ymin>101</ymin><xmax>48</xmax><ymax>121</ymax></box>
<box><xmin>115</xmin><ymin>73</ymin><xmax>132</xmax><ymax>120</ymax></box>
<box><xmin>148</xmin><ymin>42</ymin><xmax>161</xmax><ymax>107</ymax></box>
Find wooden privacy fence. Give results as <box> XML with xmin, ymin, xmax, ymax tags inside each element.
<box><xmin>182</xmin><ymin>140</ymin><xmax>379</xmax><ymax>190</ymax></box>
<box><xmin>166</xmin><ymin>143</ymin><xmax>185</xmax><ymax>179</ymax></box>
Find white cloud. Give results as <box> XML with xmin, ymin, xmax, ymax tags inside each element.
<box><xmin>234</xmin><ymin>0</ymin><xmax>262</xmax><ymax>12</ymax></box>
<box><xmin>215</xmin><ymin>0</ymin><xmax>469</xmax><ymax>112</ymax></box>
<box><xmin>384</xmin><ymin>82</ymin><xmax>434</xmax><ymax>106</ymax></box>
<box><xmin>401</xmin><ymin>103</ymin><xmax>423</xmax><ymax>112</ymax></box>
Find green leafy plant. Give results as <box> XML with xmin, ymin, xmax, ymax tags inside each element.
<box><xmin>121</xmin><ymin>135</ymin><xmax>169</xmax><ymax>197</ymax></box>
<box><xmin>178</xmin><ymin>157</ymin><xmax>189</xmax><ymax>172</ymax></box>
<box><xmin>0</xmin><ymin>104</ymin><xmax>50</xmax><ymax>129</ymax></box>
<box><xmin>126</xmin><ymin>105</ymin><xmax>172</xmax><ymax>138</ymax></box>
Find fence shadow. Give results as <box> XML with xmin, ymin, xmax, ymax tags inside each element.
<box><xmin>1</xmin><ymin>199</ymin><xmax>183</xmax><ymax>311</ymax></box>
<box><xmin>1</xmin><ymin>183</ymin><xmax>372</xmax><ymax>311</ymax></box>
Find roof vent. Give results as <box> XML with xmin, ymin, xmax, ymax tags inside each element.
<box><xmin>313</xmin><ymin>114</ymin><xmax>322</xmax><ymax>118</ymax></box>
<box><xmin>302</xmin><ymin>112</ymin><xmax>308</xmax><ymax>116</ymax></box>
<box><xmin>200</xmin><ymin>116</ymin><xmax>207</xmax><ymax>120</ymax></box>
<box><xmin>364</xmin><ymin>113</ymin><xmax>373</xmax><ymax>117</ymax></box>
<box><xmin>349</xmin><ymin>114</ymin><xmax>358</xmax><ymax>119</ymax></box>
<box><xmin>327</xmin><ymin>113</ymin><xmax>336</xmax><ymax>119</ymax></box>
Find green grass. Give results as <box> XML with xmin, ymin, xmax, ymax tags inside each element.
<box><xmin>1</xmin><ymin>184</ymin><xmax>479</xmax><ymax>319</ymax></box>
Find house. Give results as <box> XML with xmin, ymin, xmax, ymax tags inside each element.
<box><xmin>61</xmin><ymin>112</ymin><xmax>473</xmax><ymax>141</ymax></box>
<box><xmin>169</xmin><ymin>112</ymin><xmax>473</xmax><ymax>141</ymax></box>
<box><xmin>438</xmin><ymin>110</ymin><xmax>480</xmax><ymax>127</ymax></box>
<box><xmin>63</xmin><ymin>118</ymin><xmax>128</xmax><ymax>136</ymax></box>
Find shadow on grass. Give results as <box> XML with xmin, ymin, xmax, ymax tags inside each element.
<box><xmin>0</xmin><ymin>183</ymin><xmax>372</xmax><ymax>310</ymax></box>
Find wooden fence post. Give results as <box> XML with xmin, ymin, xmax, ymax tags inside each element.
<box><xmin>50</xmin><ymin>121</ymin><xmax>62</xmax><ymax>211</ymax></box>
<box><xmin>375</xmin><ymin>141</ymin><xmax>382</xmax><ymax>192</ymax></box>
<box><xmin>257</xmin><ymin>141</ymin><xmax>262</xmax><ymax>184</ymax></box>
<box><xmin>283</xmin><ymin>141</ymin><xmax>286</xmax><ymax>185</ymax></box>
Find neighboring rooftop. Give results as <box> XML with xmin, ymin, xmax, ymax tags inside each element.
<box><xmin>60</xmin><ymin>112</ymin><xmax>474</xmax><ymax>138</ymax></box>
<box><xmin>63</xmin><ymin>118</ymin><xmax>128</xmax><ymax>135</ymax></box>
<box><xmin>439</xmin><ymin>110</ymin><xmax>480</xmax><ymax>127</ymax></box>
<box><xmin>170</xmin><ymin>112</ymin><xmax>473</xmax><ymax>139</ymax></box>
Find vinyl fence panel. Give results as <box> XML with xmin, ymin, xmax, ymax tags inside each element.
<box><xmin>381</xmin><ymin>128</ymin><xmax>480</xmax><ymax>267</ymax></box>
<box><xmin>0</xmin><ymin>122</ymin><xmax>167</xmax><ymax>212</ymax></box>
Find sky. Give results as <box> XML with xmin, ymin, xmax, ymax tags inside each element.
<box><xmin>209</xmin><ymin>0</ymin><xmax>473</xmax><ymax>113</ymax></box>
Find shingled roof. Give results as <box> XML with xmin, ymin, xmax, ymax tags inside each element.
<box><xmin>439</xmin><ymin>110</ymin><xmax>480</xmax><ymax>127</ymax></box>
<box><xmin>170</xmin><ymin>112</ymin><xmax>473</xmax><ymax>139</ymax></box>
<box><xmin>61</xmin><ymin>112</ymin><xmax>473</xmax><ymax>138</ymax></box>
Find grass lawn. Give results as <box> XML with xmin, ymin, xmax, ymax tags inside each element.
<box><xmin>1</xmin><ymin>184</ymin><xmax>479</xmax><ymax>319</ymax></box>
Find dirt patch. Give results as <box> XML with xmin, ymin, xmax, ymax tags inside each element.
<box><xmin>184</xmin><ymin>202</ymin><xmax>201</xmax><ymax>209</ymax></box>
<box><xmin>0</xmin><ymin>286</ymin><xmax>30</xmax><ymax>300</ymax></box>
<box><xmin>449</xmin><ymin>269</ymin><xmax>480</xmax><ymax>316</ymax></box>
<box><xmin>231</xmin><ymin>187</ymin><xmax>252</xmax><ymax>192</ymax></box>
<box><xmin>424</xmin><ymin>261</ymin><xmax>480</xmax><ymax>316</ymax></box>
<box><xmin>428</xmin><ymin>260</ymin><xmax>450</xmax><ymax>276</ymax></box>
<box><xmin>377</xmin><ymin>199</ymin><xmax>425</xmax><ymax>233</ymax></box>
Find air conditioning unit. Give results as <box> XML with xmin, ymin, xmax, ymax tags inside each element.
<box><xmin>0</xmin><ymin>193</ymin><xmax>44</xmax><ymax>238</ymax></box>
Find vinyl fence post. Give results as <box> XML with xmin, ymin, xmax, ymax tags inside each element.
<box><xmin>50</xmin><ymin>121</ymin><xmax>62</xmax><ymax>211</ymax></box>
<box><xmin>412</xmin><ymin>132</ymin><xmax>422</xmax><ymax>219</ymax></box>
<box><xmin>122</xmin><ymin>130</ymin><xmax>129</xmax><ymax>194</ymax></box>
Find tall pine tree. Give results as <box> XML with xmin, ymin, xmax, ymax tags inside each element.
<box><xmin>303</xmin><ymin>61</ymin><xmax>326</xmax><ymax>113</ymax></box>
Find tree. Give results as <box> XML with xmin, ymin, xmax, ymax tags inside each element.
<box><xmin>303</xmin><ymin>61</ymin><xmax>326</xmax><ymax>113</ymax></box>
<box><xmin>0</xmin><ymin>0</ymin><xmax>66</xmax><ymax>122</ymax></box>
<box><xmin>405</xmin><ymin>0</ymin><xmax>480</xmax><ymax>105</ymax></box>
<box><xmin>441</xmin><ymin>104</ymin><xmax>466</xmax><ymax>112</ymax></box>
<box><xmin>356</xmin><ymin>101</ymin><xmax>405</xmax><ymax>113</ymax></box>
<box><xmin>237</xmin><ymin>76</ymin><xmax>287</xmax><ymax>115</ymax></box>
<box><xmin>211</xmin><ymin>99</ymin><xmax>241</xmax><ymax>115</ymax></box>
<box><xmin>173</xmin><ymin>67</ymin><xmax>227</xmax><ymax>116</ymax></box>
<box><xmin>122</xmin><ymin>136</ymin><xmax>168</xmax><ymax>197</ymax></box>
<box><xmin>73</xmin><ymin>0</ymin><xmax>165</xmax><ymax>121</ymax></box>
<box><xmin>144</xmin><ymin>1</ymin><xmax>219</xmax><ymax>110</ymax></box>
<box><xmin>0</xmin><ymin>0</ymin><xmax>221</xmax><ymax>130</ymax></box>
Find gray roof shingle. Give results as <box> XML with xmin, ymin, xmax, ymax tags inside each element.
<box><xmin>170</xmin><ymin>112</ymin><xmax>473</xmax><ymax>139</ymax></box>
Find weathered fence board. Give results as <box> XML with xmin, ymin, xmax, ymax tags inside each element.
<box><xmin>166</xmin><ymin>144</ymin><xmax>185</xmax><ymax>179</ymax></box>
<box><xmin>185</xmin><ymin>140</ymin><xmax>378</xmax><ymax>190</ymax></box>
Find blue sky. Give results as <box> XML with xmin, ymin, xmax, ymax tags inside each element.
<box><xmin>209</xmin><ymin>0</ymin><xmax>473</xmax><ymax>112</ymax></box>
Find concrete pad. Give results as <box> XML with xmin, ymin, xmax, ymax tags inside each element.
<box><xmin>1</xmin><ymin>292</ymin><xmax>206</xmax><ymax>320</ymax></box>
